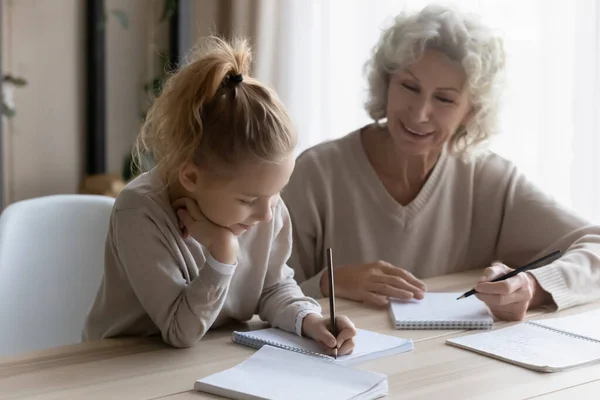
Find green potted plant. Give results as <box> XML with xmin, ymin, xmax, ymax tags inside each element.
<box><xmin>2</xmin><ymin>74</ymin><xmax>27</xmax><ymax>118</ymax></box>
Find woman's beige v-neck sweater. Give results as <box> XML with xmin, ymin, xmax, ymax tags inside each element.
<box><xmin>282</xmin><ymin>128</ymin><xmax>600</xmax><ymax>311</ymax></box>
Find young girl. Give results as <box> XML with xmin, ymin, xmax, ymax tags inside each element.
<box><xmin>83</xmin><ymin>37</ymin><xmax>356</xmax><ymax>354</ymax></box>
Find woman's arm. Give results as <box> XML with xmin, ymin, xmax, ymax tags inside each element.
<box><xmin>492</xmin><ymin>167</ymin><xmax>600</xmax><ymax>310</ymax></box>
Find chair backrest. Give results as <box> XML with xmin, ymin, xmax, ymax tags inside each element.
<box><xmin>0</xmin><ymin>194</ymin><xmax>115</xmax><ymax>358</ymax></box>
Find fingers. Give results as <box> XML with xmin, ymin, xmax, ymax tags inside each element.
<box><xmin>176</xmin><ymin>216</ymin><xmax>188</xmax><ymax>237</ymax></box>
<box><xmin>480</xmin><ymin>295</ymin><xmax>528</xmax><ymax>321</ymax></box>
<box><xmin>172</xmin><ymin>197</ymin><xmax>203</xmax><ymax>220</ymax></box>
<box><xmin>361</xmin><ymin>292</ymin><xmax>389</xmax><ymax>307</ymax></box>
<box><xmin>334</xmin><ymin>316</ymin><xmax>356</xmax><ymax>343</ymax></box>
<box><xmin>171</xmin><ymin>197</ymin><xmax>186</xmax><ymax>209</ymax></box>
<box><xmin>338</xmin><ymin>337</ymin><xmax>355</xmax><ymax>356</ymax></box>
<box><xmin>476</xmin><ymin>290</ymin><xmax>525</xmax><ymax>308</ymax></box>
<box><xmin>334</xmin><ymin>316</ymin><xmax>356</xmax><ymax>356</ymax></box>
<box><xmin>179</xmin><ymin>226</ymin><xmax>190</xmax><ymax>239</ymax></box>
<box><xmin>316</xmin><ymin>330</ymin><xmax>337</xmax><ymax>350</ymax></box>
<box><xmin>334</xmin><ymin>315</ymin><xmax>355</xmax><ymax>332</ymax></box>
<box><xmin>476</xmin><ymin>272</ymin><xmax>528</xmax><ymax>295</ymax></box>
<box><xmin>172</xmin><ymin>198</ymin><xmax>189</xmax><ymax>235</ymax></box>
<box><xmin>379</xmin><ymin>262</ymin><xmax>427</xmax><ymax>291</ymax></box>
<box><xmin>477</xmin><ymin>275</ymin><xmax>534</xmax><ymax>305</ymax></box>
<box><xmin>475</xmin><ymin>267</ymin><xmax>534</xmax><ymax>322</ymax></box>
<box><xmin>478</xmin><ymin>263</ymin><xmax>511</xmax><ymax>283</ymax></box>
<box><xmin>305</xmin><ymin>317</ymin><xmax>337</xmax><ymax>350</ymax></box>
<box><xmin>371</xmin><ymin>274</ymin><xmax>425</xmax><ymax>299</ymax></box>
<box><xmin>366</xmin><ymin>281</ymin><xmax>421</xmax><ymax>301</ymax></box>
<box><xmin>176</xmin><ymin>208</ymin><xmax>194</xmax><ymax>228</ymax></box>
<box><xmin>492</xmin><ymin>308</ymin><xmax>527</xmax><ymax>321</ymax></box>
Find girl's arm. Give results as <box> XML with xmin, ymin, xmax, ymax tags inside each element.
<box><xmin>114</xmin><ymin>209</ymin><xmax>235</xmax><ymax>347</ymax></box>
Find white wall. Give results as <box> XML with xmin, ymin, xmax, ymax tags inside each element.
<box><xmin>105</xmin><ymin>0</ymin><xmax>168</xmax><ymax>175</ymax></box>
<box><xmin>0</xmin><ymin>0</ymin><xmax>169</xmax><ymax>206</ymax></box>
<box><xmin>1</xmin><ymin>0</ymin><xmax>84</xmax><ymax>205</ymax></box>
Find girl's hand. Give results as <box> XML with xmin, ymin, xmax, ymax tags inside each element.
<box><xmin>301</xmin><ymin>314</ymin><xmax>357</xmax><ymax>356</ymax></box>
<box><xmin>172</xmin><ymin>197</ymin><xmax>239</xmax><ymax>264</ymax></box>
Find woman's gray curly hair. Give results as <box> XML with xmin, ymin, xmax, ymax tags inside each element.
<box><xmin>364</xmin><ymin>4</ymin><xmax>506</xmax><ymax>157</ymax></box>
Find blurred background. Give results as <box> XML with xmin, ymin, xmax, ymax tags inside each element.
<box><xmin>1</xmin><ymin>0</ymin><xmax>599</xmax><ymax>223</ymax></box>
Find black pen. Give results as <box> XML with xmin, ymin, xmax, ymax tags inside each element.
<box><xmin>457</xmin><ymin>250</ymin><xmax>562</xmax><ymax>300</ymax></box>
<box><xmin>327</xmin><ymin>248</ymin><xmax>338</xmax><ymax>359</ymax></box>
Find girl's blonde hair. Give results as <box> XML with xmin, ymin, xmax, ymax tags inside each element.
<box><xmin>135</xmin><ymin>36</ymin><xmax>296</xmax><ymax>184</ymax></box>
<box><xmin>365</xmin><ymin>4</ymin><xmax>506</xmax><ymax>158</ymax></box>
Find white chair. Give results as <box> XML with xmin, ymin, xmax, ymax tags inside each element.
<box><xmin>0</xmin><ymin>194</ymin><xmax>115</xmax><ymax>358</ymax></box>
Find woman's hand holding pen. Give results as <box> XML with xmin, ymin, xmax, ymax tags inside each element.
<box><xmin>172</xmin><ymin>197</ymin><xmax>239</xmax><ymax>265</ymax></box>
<box><xmin>301</xmin><ymin>314</ymin><xmax>356</xmax><ymax>356</ymax></box>
<box><xmin>320</xmin><ymin>261</ymin><xmax>427</xmax><ymax>307</ymax></box>
<box><xmin>475</xmin><ymin>262</ymin><xmax>552</xmax><ymax>321</ymax></box>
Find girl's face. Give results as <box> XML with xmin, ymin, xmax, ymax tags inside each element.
<box><xmin>179</xmin><ymin>155</ymin><xmax>295</xmax><ymax>236</ymax></box>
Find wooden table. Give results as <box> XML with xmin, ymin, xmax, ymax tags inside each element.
<box><xmin>1</xmin><ymin>270</ymin><xmax>598</xmax><ymax>399</ymax></box>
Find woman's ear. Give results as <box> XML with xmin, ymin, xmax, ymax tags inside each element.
<box><xmin>178</xmin><ymin>162</ymin><xmax>202</xmax><ymax>193</ymax></box>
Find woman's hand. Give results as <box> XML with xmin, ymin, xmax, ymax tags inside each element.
<box><xmin>320</xmin><ymin>261</ymin><xmax>427</xmax><ymax>306</ymax></box>
<box><xmin>172</xmin><ymin>197</ymin><xmax>239</xmax><ymax>264</ymax></box>
<box><xmin>301</xmin><ymin>314</ymin><xmax>356</xmax><ymax>356</ymax></box>
<box><xmin>475</xmin><ymin>262</ymin><xmax>552</xmax><ymax>321</ymax></box>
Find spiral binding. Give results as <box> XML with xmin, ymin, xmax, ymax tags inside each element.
<box><xmin>232</xmin><ymin>332</ymin><xmax>334</xmax><ymax>361</ymax></box>
<box><xmin>527</xmin><ymin>321</ymin><xmax>600</xmax><ymax>344</ymax></box>
<box><xmin>394</xmin><ymin>320</ymin><xmax>493</xmax><ymax>330</ymax></box>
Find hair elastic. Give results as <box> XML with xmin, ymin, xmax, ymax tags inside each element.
<box><xmin>229</xmin><ymin>74</ymin><xmax>243</xmax><ymax>84</ymax></box>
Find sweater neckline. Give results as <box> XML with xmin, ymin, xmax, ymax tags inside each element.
<box><xmin>347</xmin><ymin>126</ymin><xmax>449</xmax><ymax>224</ymax></box>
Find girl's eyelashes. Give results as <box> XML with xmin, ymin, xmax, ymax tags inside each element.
<box><xmin>239</xmin><ymin>198</ymin><xmax>257</xmax><ymax>205</ymax></box>
<box><xmin>402</xmin><ymin>83</ymin><xmax>418</xmax><ymax>92</ymax></box>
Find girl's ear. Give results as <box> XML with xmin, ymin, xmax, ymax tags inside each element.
<box><xmin>178</xmin><ymin>162</ymin><xmax>203</xmax><ymax>193</ymax></box>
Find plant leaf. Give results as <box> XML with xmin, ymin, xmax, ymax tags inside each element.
<box><xmin>2</xmin><ymin>102</ymin><xmax>15</xmax><ymax>118</ymax></box>
<box><xmin>111</xmin><ymin>9</ymin><xmax>129</xmax><ymax>29</ymax></box>
<box><xmin>143</xmin><ymin>77</ymin><xmax>164</xmax><ymax>96</ymax></box>
<box><xmin>11</xmin><ymin>77</ymin><xmax>27</xmax><ymax>86</ymax></box>
<box><xmin>97</xmin><ymin>11</ymin><xmax>107</xmax><ymax>31</ymax></box>
<box><xmin>159</xmin><ymin>0</ymin><xmax>177</xmax><ymax>22</ymax></box>
<box><xmin>3</xmin><ymin>75</ymin><xmax>28</xmax><ymax>86</ymax></box>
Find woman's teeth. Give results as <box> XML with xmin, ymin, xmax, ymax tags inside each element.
<box><xmin>404</xmin><ymin>124</ymin><xmax>433</xmax><ymax>136</ymax></box>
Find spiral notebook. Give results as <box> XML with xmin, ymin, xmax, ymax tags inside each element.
<box><xmin>232</xmin><ymin>327</ymin><xmax>413</xmax><ymax>366</ymax></box>
<box><xmin>195</xmin><ymin>345</ymin><xmax>388</xmax><ymax>400</ymax></box>
<box><xmin>389</xmin><ymin>292</ymin><xmax>494</xmax><ymax>330</ymax></box>
<box><xmin>446</xmin><ymin>309</ymin><xmax>600</xmax><ymax>372</ymax></box>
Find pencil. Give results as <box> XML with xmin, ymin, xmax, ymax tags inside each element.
<box><xmin>327</xmin><ymin>248</ymin><xmax>338</xmax><ymax>359</ymax></box>
<box><xmin>457</xmin><ymin>250</ymin><xmax>562</xmax><ymax>300</ymax></box>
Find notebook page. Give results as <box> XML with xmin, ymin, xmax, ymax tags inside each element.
<box><xmin>389</xmin><ymin>292</ymin><xmax>493</xmax><ymax>327</ymax></box>
<box><xmin>233</xmin><ymin>328</ymin><xmax>413</xmax><ymax>365</ymax></box>
<box><xmin>447</xmin><ymin>323</ymin><xmax>600</xmax><ymax>371</ymax></box>
<box><xmin>531</xmin><ymin>309</ymin><xmax>600</xmax><ymax>341</ymax></box>
<box><xmin>196</xmin><ymin>345</ymin><xmax>388</xmax><ymax>400</ymax></box>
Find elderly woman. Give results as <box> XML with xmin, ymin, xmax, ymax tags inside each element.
<box><xmin>282</xmin><ymin>4</ymin><xmax>600</xmax><ymax>321</ymax></box>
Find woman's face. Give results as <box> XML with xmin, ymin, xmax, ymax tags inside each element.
<box><xmin>386</xmin><ymin>49</ymin><xmax>473</xmax><ymax>156</ymax></box>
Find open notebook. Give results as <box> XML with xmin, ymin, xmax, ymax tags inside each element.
<box><xmin>195</xmin><ymin>345</ymin><xmax>388</xmax><ymax>400</ymax></box>
<box><xmin>446</xmin><ymin>309</ymin><xmax>600</xmax><ymax>372</ymax></box>
<box><xmin>389</xmin><ymin>292</ymin><xmax>494</xmax><ymax>330</ymax></box>
<box><xmin>232</xmin><ymin>327</ymin><xmax>413</xmax><ymax>366</ymax></box>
